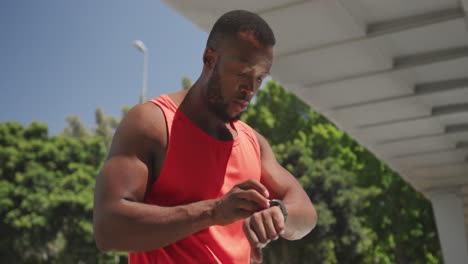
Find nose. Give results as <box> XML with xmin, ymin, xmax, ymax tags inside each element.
<box><xmin>240</xmin><ymin>84</ymin><xmax>255</xmax><ymax>96</ymax></box>
<box><xmin>241</xmin><ymin>75</ymin><xmax>259</xmax><ymax>94</ymax></box>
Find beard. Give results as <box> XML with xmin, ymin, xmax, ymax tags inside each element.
<box><xmin>205</xmin><ymin>63</ymin><xmax>243</xmax><ymax>123</ymax></box>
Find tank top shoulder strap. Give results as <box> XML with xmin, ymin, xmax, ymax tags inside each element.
<box><xmin>234</xmin><ymin>121</ymin><xmax>261</xmax><ymax>158</ymax></box>
<box><xmin>149</xmin><ymin>94</ymin><xmax>177</xmax><ymax>137</ymax></box>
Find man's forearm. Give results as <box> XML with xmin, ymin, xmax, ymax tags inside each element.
<box><xmin>93</xmin><ymin>198</ymin><xmax>217</xmax><ymax>252</ymax></box>
<box><xmin>281</xmin><ymin>192</ymin><xmax>317</xmax><ymax>240</ymax></box>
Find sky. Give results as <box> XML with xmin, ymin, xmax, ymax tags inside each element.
<box><xmin>0</xmin><ymin>0</ymin><xmax>209</xmax><ymax>134</ymax></box>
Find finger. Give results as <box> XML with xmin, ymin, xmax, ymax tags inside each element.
<box><xmin>251</xmin><ymin>213</ymin><xmax>269</xmax><ymax>244</ymax></box>
<box><xmin>236</xmin><ymin>179</ymin><xmax>269</xmax><ymax>198</ymax></box>
<box><xmin>237</xmin><ymin>189</ymin><xmax>269</xmax><ymax>209</ymax></box>
<box><xmin>262</xmin><ymin>210</ymin><xmax>279</xmax><ymax>240</ymax></box>
<box><xmin>251</xmin><ymin>247</ymin><xmax>263</xmax><ymax>263</ymax></box>
<box><xmin>243</xmin><ymin>219</ymin><xmax>260</xmax><ymax>247</ymax></box>
<box><xmin>271</xmin><ymin>207</ymin><xmax>286</xmax><ymax>236</ymax></box>
<box><xmin>244</xmin><ymin>219</ymin><xmax>265</xmax><ymax>263</ymax></box>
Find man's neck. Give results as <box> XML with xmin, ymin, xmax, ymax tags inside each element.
<box><xmin>178</xmin><ymin>82</ymin><xmax>236</xmax><ymax>141</ymax></box>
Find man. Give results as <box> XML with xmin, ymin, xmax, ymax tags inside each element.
<box><xmin>93</xmin><ymin>10</ymin><xmax>317</xmax><ymax>264</ymax></box>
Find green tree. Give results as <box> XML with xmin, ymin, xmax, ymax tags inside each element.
<box><xmin>0</xmin><ymin>106</ymin><xmax>129</xmax><ymax>263</ymax></box>
<box><xmin>352</xmin><ymin>147</ymin><xmax>442</xmax><ymax>263</ymax></box>
<box><xmin>94</xmin><ymin>107</ymin><xmax>119</xmax><ymax>149</ymax></box>
<box><xmin>63</xmin><ymin>116</ymin><xmax>90</xmax><ymax>139</ymax></box>
<box><xmin>242</xmin><ymin>81</ymin><xmax>314</xmax><ymax>146</ymax></box>
<box><xmin>182</xmin><ymin>76</ymin><xmax>192</xmax><ymax>90</ymax></box>
<box><xmin>121</xmin><ymin>105</ymin><xmax>130</xmax><ymax>118</ymax></box>
<box><xmin>0</xmin><ymin>122</ymin><xmax>112</xmax><ymax>263</ymax></box>
<box><xmin>266</xmin><ymin>141</ymin><xmax>378</xmax><ymax>263</ymax></box>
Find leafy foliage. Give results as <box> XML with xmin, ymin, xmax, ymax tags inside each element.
<box><xmin>0</xmin><ymin>110</ymin><xmax>121</xmax><ymax>263</ymax></box>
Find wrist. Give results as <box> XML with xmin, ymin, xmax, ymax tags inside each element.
<box><xmin>207</xmin><ymin>198</ymin><xmax>221</xmax><ymax>225</ymax></box>
<box><xmin>269</xmin><ymin>199</ymin><xmax>288</xmax><ymax>223</ymax></box>
<box><xmin>185</xmin><ymin>199</ymin><xmax>218</xmax><ymax>228</ymax></box>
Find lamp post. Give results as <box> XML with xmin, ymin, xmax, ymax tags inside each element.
<box><xmin>133</xmin><ymin>40</ymin><xmax>148</xmax><ymax>103</ymax></box>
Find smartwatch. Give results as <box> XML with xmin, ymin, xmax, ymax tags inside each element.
<box><xmin>269</xmin><ymin>199</ymin><xmax>288</xmax><ymax>223</ymax></box>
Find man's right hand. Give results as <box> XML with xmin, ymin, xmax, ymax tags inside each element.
<box><xmin>212</xmin><ymin>179</ymin><xmax>270</xmax><ymax>226</ymax></box>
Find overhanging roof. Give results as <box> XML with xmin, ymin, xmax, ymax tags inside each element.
<box><xmin>164</xmin><ymin>0</ymin><xmax>468</xmax><ymax>233</ymax></box>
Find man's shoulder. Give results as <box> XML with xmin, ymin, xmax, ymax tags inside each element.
<box><xmin>235</xmin><ymin>120</ymin><xmax>264</xmax><ymax>151</ymax></box>
<box><xmin>235</xmin><ymin>119</ymin><xmax>254</xmax><ymax>132</ymax></box>
<box><xmin>235</xmin><ymin>120</ymin><xmax>255</xmax><ymax>138</ymax></box>
<box><xmin>119</xmin><ymin>102</ymin><xmax>166</xmax><ymax>143</ymax></box>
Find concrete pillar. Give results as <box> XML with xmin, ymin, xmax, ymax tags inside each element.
<box><xmin>430</xmin><ymin>188</ymin><xmax>468</xmax><ymax>264</ymax></box>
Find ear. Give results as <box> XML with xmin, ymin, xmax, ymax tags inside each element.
<box><xmin>203</xmin><ymin>48</ymin><xmax>217</xmax><ymax>69</ymax></box>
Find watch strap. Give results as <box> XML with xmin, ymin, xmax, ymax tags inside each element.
<box><xmin>269</xmin><ymin>199</ymin><xmax>288</xmax><ymax>223</ymax></box>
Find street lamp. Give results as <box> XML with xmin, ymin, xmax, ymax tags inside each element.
<box><xmin>133</xmin><ymin>40</ymin><xmax>148</xmax><ymax>103</ymax></box>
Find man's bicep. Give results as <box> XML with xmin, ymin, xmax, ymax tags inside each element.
<box><xmin>96</xmin><ymin>155</ymin><xmax>150</xmax><ymax>203</ymax></box>
<box><xmin>95</xmin><ymin>103</ymin><xmax>163</xmax><ymax>204</ymax></box>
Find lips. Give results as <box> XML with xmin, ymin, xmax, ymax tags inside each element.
<box><xmin>233</xmin><ymin>100</ymin><xmax>250</xmax><ymax>112</ymax></box>
<box><xmin>237</xmin><ymin>100</ymin><xmax>249</xmax><ymax>108</ymax></box>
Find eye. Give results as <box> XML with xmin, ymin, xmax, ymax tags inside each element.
<box><xmin>256</xmin><ymin>77</ymin><xmax>263</xmax><ymax>84</ymax></box>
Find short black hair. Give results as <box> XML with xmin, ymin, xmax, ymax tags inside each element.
<box><xmin>206</xmin><ymin>10</ymin><xmax>276</xmax><ymax>50</ymax></box>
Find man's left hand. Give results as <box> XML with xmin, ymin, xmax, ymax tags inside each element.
<box><xmin>243</xmin><ymin>206</ymin><xmax>285</xmax><ymax>263</ymax></box>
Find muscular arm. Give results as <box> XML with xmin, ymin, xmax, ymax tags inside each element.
<box><xmin>256</xmin><ymin>131</ymin><xmax>317</xmax><ymax>240</ymax></box>
<box><xmin>93</xmin><ymin>103</ymin><xmax>216</xmax><ymax>252</ymax></box>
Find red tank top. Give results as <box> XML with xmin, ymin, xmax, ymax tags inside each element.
<box><xmin>128</xmin><ymin>94</ymin><xmax>262</xmax><ymax>264</ymax></box>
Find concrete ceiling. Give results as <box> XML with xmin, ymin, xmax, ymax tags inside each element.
<box><xmin>164</xmin><ymin>0</ymin><xmax>468</xmax><ymax>232</ymax></box>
